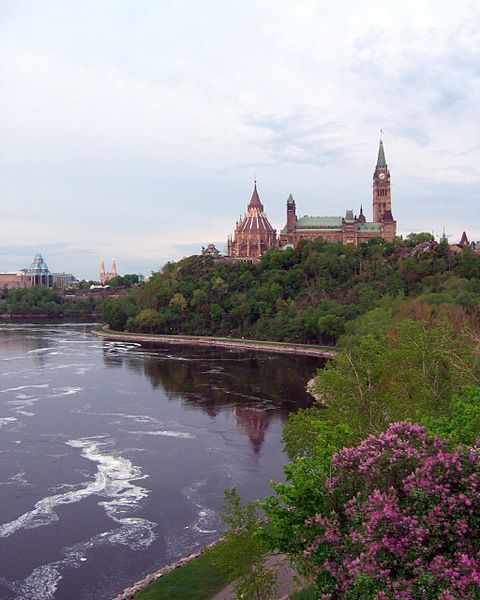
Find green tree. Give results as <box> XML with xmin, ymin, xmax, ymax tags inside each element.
<box><xmin>212</xmin><ymin>488</ymin><xmax>277</xmax><ymax>600</ymax></box>
<box><xmin>314</xmin><ymin>318</ymin><xmax>480</xmax><ymax>439</ymax></box>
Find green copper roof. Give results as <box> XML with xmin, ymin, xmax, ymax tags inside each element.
<box><xmin>287</xmin><ymin>194</ymin><xmax>295</xmax><ymax>205</ymax></box>
<box><xmin>358</xmin><ymin>222</ymin><xmax>383</xmax><ymax>231</ymax></box>
<box><xmin>376</xmin><ymin>140</ymin><xmax>387</xmax><ymax>169</ymax></box>
<box><xmin>296</xmin><ymin>216</ymin><xmax>343</xmax><ymax>228</ymax></box>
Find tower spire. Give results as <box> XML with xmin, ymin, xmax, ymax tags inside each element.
<box><xmin>248</xmin><ymin>181</ymin><xmax>264</xmax><ymax>211</ymax></box>
<box><xmin>377</xmin><ymin>132</ymin><xmax>387</xmax><ymax>169</ymax></box>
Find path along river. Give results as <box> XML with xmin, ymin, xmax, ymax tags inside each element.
<box><xmin>0</xmin><ymin>323</ymin><xmax>324</xmax><ymax>600</ymax></box>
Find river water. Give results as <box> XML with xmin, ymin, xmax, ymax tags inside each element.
<box><xmin>0</xmin><ymin>323</ymin><xmax>322</xmax><ymax>600</ymax></box>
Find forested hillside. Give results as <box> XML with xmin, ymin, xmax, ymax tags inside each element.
<box><xmin>102</xmin><ymin>234</ymin><xmax>480</xmax><ymax>344</ymax></box>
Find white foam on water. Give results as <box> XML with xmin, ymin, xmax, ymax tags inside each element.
<box><xmin>3</xmin><ymin>517</ymin><xmax>157</xmax><ymax>600</ymax></box>
<box><xmin>127</xmin><ymin>429</ymin><xmax>195</xmax><ymax>439</ymax></box>
<box><xmin>0</xmin><ymin>416</ymin><xmax>17</xmax><ymax>429</ymax></box>
<box><xmin>0</xmin><ymin>384</ymin><xmax>49</xmax><ymax>394</ymax></box>
<box><xmin>0</xmin><ymin>471</ymin><xmax>31</xmax><ymax>487</ymax></box>
<box><xmin>74</xmin><ymin>410</ymin><xmax>162</xmax><ymax>425</ymax></box>
<box><xmin>50</xmin><ymin>387</ymin><xmax>82</xmax><ymax>397</ymax></box>
<box><xmin>0</xmin><ymin>438</ymin><xmax>157</xmax><ymax>600</ymax></box>
<box><xmin>192</xmin><ymin>507</ymin><xmax>217</xmax><ymax>534</ymax></box>
<box><xmin>27</xmin><ymin>348</ymin><xmax>56</xmax><ymax>354</ymax></box>
<box><xmin>5</xmin><ymin>562</ymin><xmax>62</xmax><ymax>600</ymax></box>
<box><xmin>182</xmin><ymin>481</ymin><xmax>219</xmax><ymax>534</ymax></box>
<box><xmin>0</xmin><ymin>437</ymin><xmax>154</xmax><ymax>539</ymax></box>
<box><xmin>7</xmin><ymin>398</ymin><xmax>39</xmax><ymax>417</ymax></box>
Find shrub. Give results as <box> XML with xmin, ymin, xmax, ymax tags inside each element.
<box><xmin>303</xmin><ymin>423</ymin><xmax>480</xmax><ymax>599</ymax></box>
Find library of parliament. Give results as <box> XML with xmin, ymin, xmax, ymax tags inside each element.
<box><xmin>227</xmin><ymin>138</ymin><xmax>397</xmax><ymax>259</ymax></box>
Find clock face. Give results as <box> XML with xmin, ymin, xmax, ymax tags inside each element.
<box><xmin>378</xmin><ymin>172</ymin><xmax>386</xmax><ymax>180</ymax></box>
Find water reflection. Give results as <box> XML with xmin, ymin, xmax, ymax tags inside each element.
<box><xmin>102</xmin><ymin>341</ymin><xmax>323</xmax><ymax>453</ymax></box>
<box><xmin>235</xmin><ymin>406</ymin><xmax>268</xmax><ymax>454</ymax></box>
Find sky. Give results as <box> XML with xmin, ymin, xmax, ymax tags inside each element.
<box><xmin>1</xmin><ymin>0</ymin><xmax>479</xmax><ymax>280</ymax></box>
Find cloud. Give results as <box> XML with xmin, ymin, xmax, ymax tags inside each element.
<box><xmin>243</xmin><ymin>108</ymin><xmax>349</xmax><ymax>166</ymax></box>
<box><xmin>0</xmin><ymin>0</ymin><xmax>479</xmax><ymax>278</ymax></box>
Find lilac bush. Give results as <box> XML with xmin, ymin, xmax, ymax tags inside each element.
<box><xmin>304</xmin><ymin>423</ymin><xmax>480</xmax><ymax>599</ymax></box>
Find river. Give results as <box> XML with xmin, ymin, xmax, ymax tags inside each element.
<box><xmin>0</xmin><ymin>323</ymin><xmax>323</xmax><ymax>600</ymax></box>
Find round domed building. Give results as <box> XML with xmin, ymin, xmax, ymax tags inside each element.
<box><xmin>227</xmin><ymin>183</ymin><xmax>277</xmax><ymax>260</ymax></box>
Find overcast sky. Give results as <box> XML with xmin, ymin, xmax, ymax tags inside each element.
<box><xmin>1</xmin><ymin>1</ymin><xmax>479</xmax><ymax>279</ymax></box>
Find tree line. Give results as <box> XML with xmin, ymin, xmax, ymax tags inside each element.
<box><xmin>102</xmin><ymin>234</ymin><xmax>480</xmax><ymax>346</ymax></box>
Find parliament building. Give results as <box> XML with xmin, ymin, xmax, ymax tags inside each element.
<box><xmin>227</xmin><ymin>139</ymin><xmax>397</xmax><ymax>259</ymax></box>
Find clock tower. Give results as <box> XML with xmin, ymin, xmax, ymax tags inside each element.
<box><xmin>372</xmin><ymin>137</ymin><xmax>395</xmax><ymax>232</ymax></box>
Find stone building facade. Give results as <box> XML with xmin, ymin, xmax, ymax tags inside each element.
<box><xmin>279</xmin><ymin>139</ymin><xmax>397</xmax><ymax>246</ymax></box>
<box><xmin>227</xmin><ymin>183</ymin><xmax>277</xmax><ymax>259</ymax></box>
<box><xmin>226</xmin><ymin>140</ymin><xmax>397</xmax><ymax>259</ymax></box>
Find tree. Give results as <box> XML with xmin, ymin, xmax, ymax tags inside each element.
<box><xmin>313</xmin><ymin>318</ymin><xmax>480</xmax><ymax>439</ymax></box>
<box><xmin>212</xmin><ymin>489</ymin><xmax>277</xmax><ymax>600</ymax></box>
<box><xmin>261</xmin><ymin>416</ymin><xmax>351</xmax><ymax>570</ymax></box>
<box><xmin>406</xmin><ymin>232</ymin><xmax>435</xmax><ymax>245</ymax></box>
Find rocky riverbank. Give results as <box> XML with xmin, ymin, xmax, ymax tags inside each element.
<box><xmin>92</xmin><ymin>328</ymin><xmax>336</xmax><ymax>358</ymax></box>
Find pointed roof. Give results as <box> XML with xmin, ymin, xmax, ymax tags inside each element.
<box><xmin>460</xmin><ymin>231</ymin><xmax>469</xmax><ymax>246</ymax></box>
<box><xmin>376</xmin><ymin>139</ymin><xmax>387</xmax><ymax>169</ymax></box>
<box><xmin>287</xmin><ymin>194</ymin><xmax>295</xmax><ymax>205</ymax></box>
<box><xmin>248</xmin><ymin>182</ymin><xmax>264</xmax><ymax>211</ymax></box>
<box><xmin>358</xmin><ymin>204</ymin><xmax>366</xmax><ymax>223</ymax></box>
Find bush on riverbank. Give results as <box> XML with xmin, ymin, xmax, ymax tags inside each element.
<box><xmin>102</xmin><ymin>237</ymin><xmax>480</xmax><ymax>345</ymax></box>
<box><xmin>301</xmin><ymin>423</ymin><xmax>480</xmax><ymax>599</ymax></box>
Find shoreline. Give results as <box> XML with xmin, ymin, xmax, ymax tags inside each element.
<box><xmin>111</xmin><ymin>540</ymin><xmax>219</xmax><ymax>600</ymax></box>
<box><xmin>0</xmin><ymin>312</ymin><xmax>99</xmax><ymax>319</ymax></box>
<box><xmin>92</xmin><ymin>328</ymin><xmax>336</xmax><ymax>358</ymax></box>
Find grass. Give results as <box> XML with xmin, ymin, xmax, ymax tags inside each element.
<box><xmin>134</xmin><ymin>544</ymin><xmax>234</xmax><ymax>600</ymax></box>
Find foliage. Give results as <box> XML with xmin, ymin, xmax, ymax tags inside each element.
<box><xmin>313</xmin><ymin>318</ymin><xmax>480</xmax><ymax>440</ymax></box>
<box><xmin>101</xmin><ymin>238</ymin><xmax>480</xmax><ymax>345</ymax></box>
<box><xmin>303</xmin><ymin>423</ymin><xmax>480</xmax><ymax>599</ymax></box>
<box><xmin>1</xmin><ymin>286</ymin><xmax>98</xmax><ymax>316</ymax></box>
<box><xmin>261</xmin><ymin>418</ymin><xmax>351</xmax><ymax>569</ymax></box>
<box><xmin>213</xmin><ymin>488</ymin><xmax>277</xmax><ymax>600</ymax></box>
<box><xmin>425</xmin><ymin>386</ymin><xmax>480</xmax><ymax>445</ymax></box>
<box><xmin>108</xmin><ymin>273</ymin><xmax>141</xmax><ymax>288</ymax></box>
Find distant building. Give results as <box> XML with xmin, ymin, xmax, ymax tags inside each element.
<box><xmin>0</xmin><ymin>254</ymin><xmax>77</xmax><ymax>290</ymax></box>
<box><xmin>202</xmin><ymin>244</ymin><xmax>221</xmax><ymax>257</ymax></box>
<box><xmin>227</xmin><ymin>183</ymin><xmax>278</xmax><ymax>259</ymax></box>
<box><xmin>279</xmin><ymin>139</ymin><xmax>397</xmax><ymax>247</ymax></box>
<box><xmin>0</xmin><ymin>271</ymin><xmax>32</xmax><ymax>289</ymax></box>
<box><xmin>99</xmin><ymin>258</ymin><xmax>118</xmax><ymax>284</ymax></box>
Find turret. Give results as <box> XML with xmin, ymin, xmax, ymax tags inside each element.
<box><xmin>286</xmin><ymin>194</ymin><xmax>297</xmax><ymax>234</ymax></box>
<box><xmin>357</xmin><ymin>205</ymin><xmax>366</xmax><ymax>223</ymax></box>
